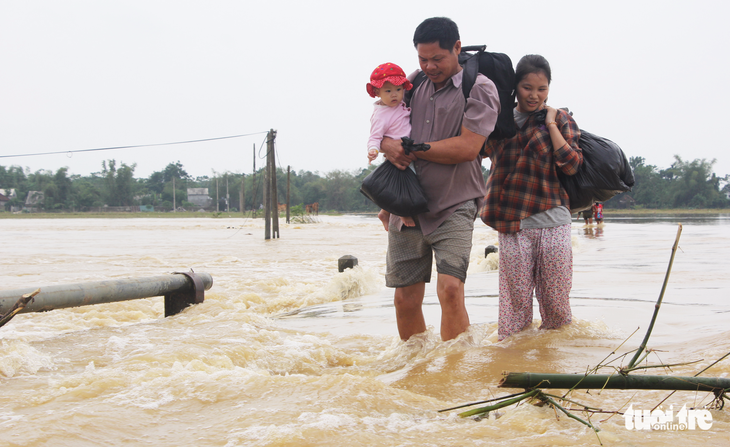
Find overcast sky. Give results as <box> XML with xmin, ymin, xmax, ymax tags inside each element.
<box><xmin>1</xmin><ymin>0</ymin><xmax>728</xmax><ymax>181</ymax></box>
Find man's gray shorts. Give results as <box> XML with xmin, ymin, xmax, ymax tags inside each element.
<box><xmin>385</xmin><ymin>200</ymin><xmax>477</xmax><ymax>288</ymax></box>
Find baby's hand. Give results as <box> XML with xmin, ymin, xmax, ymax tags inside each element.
<box><xmin>367</xmin><ymin>148</ymin><xmax>379</xmax><ymax>164</ymax></box>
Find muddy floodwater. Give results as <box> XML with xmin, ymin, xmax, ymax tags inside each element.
<box><xmin>1</xmin><ymin>214</ymin><xmax>729</xmax><ymax>446</ymax></box>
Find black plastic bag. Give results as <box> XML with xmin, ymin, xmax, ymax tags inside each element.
<box><xmin>558</xmin><ymin>130</ymin><xmax>635</xmax><ymax>213</ymax></box>
<box><xmin>360</xmin><ymin>160</ymin><xmax>429</xmax><ymax>216</ymax></box>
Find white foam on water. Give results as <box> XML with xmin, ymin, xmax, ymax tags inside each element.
<box><xmin>0</xmin><ymin>339</ymin><xmax>56</xmax><ymax>377</ymax></box>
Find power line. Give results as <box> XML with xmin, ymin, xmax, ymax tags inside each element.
<box><xmin>0</xmin><ymin>132</ymin><xmax>269</xmax><ymax>159</ymax></box>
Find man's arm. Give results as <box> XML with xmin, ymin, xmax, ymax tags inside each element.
<box><xmin>381</xmin><ymin>125</ymin><xmax>485</xmax><ymax>168</ymax></box>
<box><xmin>382</xmin><ymin>74</ymin><xmax>498</xmax><ymax>169</ymax></box>
<box><xmin>380</xmin><ymin>137</ymin><xmax>417</xmax><ymax>170</ymax></box>
<box><xmin>413</xmin><ymin>126</ymin><xmax>485</xmax><ymax>164</ymax></box>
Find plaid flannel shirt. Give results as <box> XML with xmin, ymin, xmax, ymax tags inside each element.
<box><xmin>480</xmin><ymin>108</ymin><xmax>583</xmax><ymax>233</ymax></box>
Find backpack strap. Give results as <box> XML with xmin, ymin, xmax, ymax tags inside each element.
<box><xmin>404</xmin><ymin>71</ymin><xmax>427</xmax><ymax>108</ymax></box>
<box><xmin>460</xmin><ymin>45</ymin><xmax>485</xmax><ymax>103</ymax></box>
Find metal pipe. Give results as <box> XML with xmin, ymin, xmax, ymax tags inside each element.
<box><xmin>0</xmin><ymin>272</ymin><xmax>212</xmax><ymax>316</ymax></box>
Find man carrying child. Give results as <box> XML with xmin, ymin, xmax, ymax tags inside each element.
<box><xmin>379</xmin><ymin>17</ymin><xmax>499</xmax><ymax>341</ymax></box>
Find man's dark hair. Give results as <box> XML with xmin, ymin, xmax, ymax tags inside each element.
<box><xmin>413</xmin><ymin>17</ymin><xmax>460</xmax><ymax>51</ymax></box>
<box><xmin>515</xmin><ymin>54</ymin><xmax>552</xmax><ymax>87</ymax></box>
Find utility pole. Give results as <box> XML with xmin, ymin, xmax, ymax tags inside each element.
<box><xmin>226</xmin><ymin>175</ymin><xmax>229</xmax><ymax>212</ymax></box>
<box><xmin>263</xmin><ymin>148</ymin><xmax>270</xmax><ymax>239</ymax></box>
<box><xmin>286</xmin><ymin>165</ymin><xmax>291</xmax><ymax>224</ymax></box>
<box><xmin>240</xmin><ymin>174</ymin><xmax>245</xmax><ymax>215</ymax></box>
<box><xmin>270</xmin><ymin>129</ymin><xmax>279</xmax><ymax>239</ymax></box>
<box><xmin>216</xmin><ymin>177</ymin><xmax>219</xmax><ymax>212</ymax></box>
<box><xmin>252</xmin><ymin>144</ymin><xmax>256</xmax><ymax>217</ymax></box>
<box><xmin>173</xmin><ymin>177</ymin><xmax>176</xmax><ymax>212</ymax></box>
<box><xmin>264</xmin><ymin>129</ymin><xmax>279</xmax><ymax>240</ymax></box>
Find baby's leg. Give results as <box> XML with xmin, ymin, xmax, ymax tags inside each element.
<box><xmin>400</xmin><ymin>216</ymin><xmax>415</xmax><ymax>227</ymax></box>
<box><xmin>377</xmin><ymin>209</ymin><xmax>390</xmax><ymax>231</ymax></box>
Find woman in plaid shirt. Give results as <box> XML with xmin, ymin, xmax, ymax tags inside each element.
<box><xmin>480</xmin><ymin>54</ymin><xmax>583</xmax><ymax>341</ymax></box>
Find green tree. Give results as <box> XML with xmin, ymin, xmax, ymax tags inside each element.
<box><xmin>238</xmin><ymin>170</ymin><xmax>264</xmax><ymax>211</ymax></box>
<box><xmin>275</xmin><ymin>168</ymin><xmax>297</xmax><ymax>207</ymax></box>
<box><xmin>73</xmin><ymin>176</ymin><xmax>104</xmax><ymax>209</ymax></box>
<box><xmin>25</xmin><ymin>169</ymin><xmax>56</xmax><ymax>211</ymax></box>
<box><xmin>145</xmin><ymin>161</ymin><xmax>191</xmax><ymax>206</ymax></box>
<box><xmin>323</xmin><ymin>170</ymin><xmax>356</xmax><ymax>211</ymax></box>
<box><xmin>302</xmin><ymin>180</ymin><xmax>326</xmax><ymax>208</ymax></box>
<box><xmin>101</xmin><ymin>160</ymin><xmax>138</xmax><ymax>206</ymax></box>
<box><xmin>146</xmin><ymin>171</ymin><xmax>165</xmax><ymax>195</ymax></box>
<box><xmin>0</xmin><ymin>165</ymin><xmax>28</xmax><ymax>211</ymax></box>
<box><xmin>627</xmin><ymin>156</ymin><xmax>670</xmax><ymax>208</ymax></box>
<box><xmin>721</xmin><ymin>176</ymin><xmax>730</xmax><ymax>199</ymax></box>
<box><xmin>46</xmin><ymin>167</ymin><xmax>73</xmax><ymax>210</ymax></box>
<box><xmin>351</xmin><ymin>166</ymin><xmax>379</xmax><ymax>212</ymax></box>
<box><xmin>0</xmin><ymin>165</ymin><xmax>27</xmax><ymax>188</ymax></box>
<box><xmin>668</xmin><ymin>156</ymin><xmax>728</xmax><ymax>208</ymax></box>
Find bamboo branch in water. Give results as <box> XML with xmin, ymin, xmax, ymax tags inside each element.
<box><xmin>456</xmin><ymin>389</ymin><xmax>539</xmax><ymax>418</ymax></box>
<box><xmin>447</xmin><ymin>389</ymin><xmax>604</xmax><ymax>444</ymax></box>
<box><xmin>652</xmin><ymin>350</ymin><xmax>730</xmax><ymax>411</ymax></box>
<box><xmin>499</xmin><ymin>372</ymin><xmax>730</xmax><ymax>392</ymax></box>
<box><xmin>626</xmin><ymin>223</ymin><xmax>683</xmax><ymax>370</ymax></box>
<box><xmin>541</xmin><ymin>394</ymin><xmax>600</xmax><ymax>433</ymax></box>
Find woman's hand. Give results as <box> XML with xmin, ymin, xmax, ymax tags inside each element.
<box><xmin>544</xmin><ymin>105</ymin><xmax>568</xmax><ymax>153</ymax></box>
<box><xmin>545</xmin><ymin>106</ymin><xmax>558</xmax><ymax>124</ymax></box>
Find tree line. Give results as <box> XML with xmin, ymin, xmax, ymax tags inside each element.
<box><xmin>0</xmin><ymin>160</ymin><xmax>382</xmax><ymax>213</ymax></box>
<box><xmin>623</xmin><ymin>156</ymin><xmax>729</xmax><ymax>209</ymax></box>
<box><xmin>1</xmin><ymin>156</ymin><xmax>728</xmax><ymax>213</ymax></box>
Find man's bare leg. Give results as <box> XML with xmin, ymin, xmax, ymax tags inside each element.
<box><xmin>436</xmin><ymin>273</ymin><xmax>469</xmax><ymax>340</ymax></box>
<box><xmin>394</xmin><ymin>282</ymin><xmax>426</xmax><ymax>340</ymax></box>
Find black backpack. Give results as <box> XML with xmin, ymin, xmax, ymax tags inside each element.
<box><xmin>406</xmin><ymin>45</ymin><xmax>516</xmax><ymax>141</ymax></box>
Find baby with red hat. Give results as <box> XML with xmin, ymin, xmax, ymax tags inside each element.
<box><xmin>366</xmin><ymin>62</ymin><xmax>413</xmax><ymax>164</ymax></box>
<box><xmin>366</xmin><ymin>62</ymin><xmax>416</xmax><ymax>228</ymax></box>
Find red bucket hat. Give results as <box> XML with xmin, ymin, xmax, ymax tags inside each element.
<box><xmin>366</xmin><ymin>63</ymin><xmax>413</xmax><ymax>98</ymax></box>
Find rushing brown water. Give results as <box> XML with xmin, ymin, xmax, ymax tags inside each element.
<box><xmin>1</xmin><ymin>215</ymin><xmax>729</xmax><ymax>446</ymax></box>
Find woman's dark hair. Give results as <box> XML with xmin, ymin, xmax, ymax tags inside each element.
<box><xmin>515</xmin><ymin>54</ymin><xmax>552</xmax><ymax>87</ymax></box>
<box><xmin>413</xmin><ymin>17</ymin><xmax>460</xmax><ymax>51</ymax></box>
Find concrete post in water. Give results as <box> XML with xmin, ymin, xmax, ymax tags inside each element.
<box><xmin>240</xmin><ymin>173</ymin><xmax>245</xmax><ymax>215</ymax></box>
<box><xmin>286</xmin><ymin>165</ymin><xmax>291</xmax><ymax>224</ymax></box>
<box><xmin>269</xmin><ymin>129</ymin><xmax>279</xmax><ymax>239</ymax></box>
<box><xmin>264</xmin><ymin>149</ymin><xmax>270</xmax><ymax>239</ymax></box>
<box><xmin>0</xmin><ymin>272</ymin><xmax>213</xmax><ymax>318</ymax></box>
<box><xmin>252</xmin><ymin>144</ymin><xmax>256</xmax><ymax>217</ymax></box>
<box><xmin>338</xmin><ymin>255</ymin><xmax>358</xmax><ymax>272</ymax></box>
<box><xmin>485</xmin><ymin>245</ymin><xmax>498</xmax><ymax>257</ymax></box>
